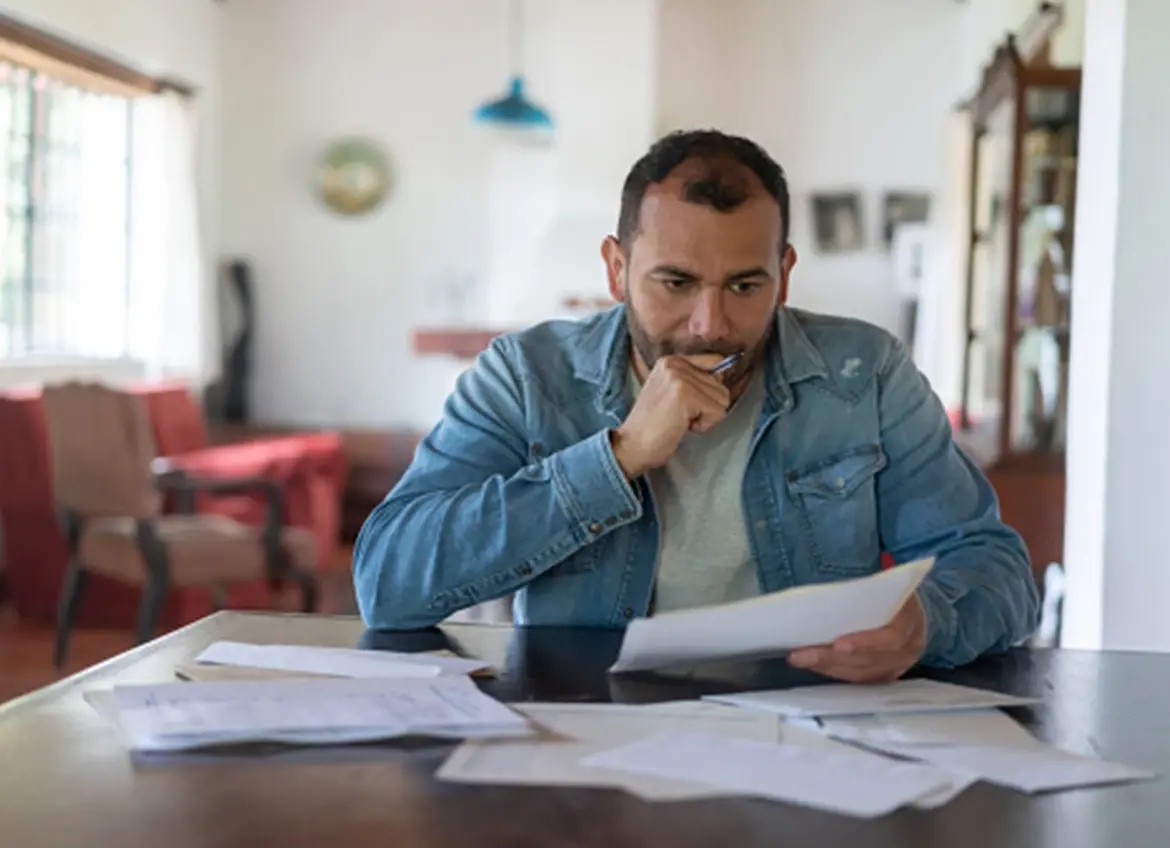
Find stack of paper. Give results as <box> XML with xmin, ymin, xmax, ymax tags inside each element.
<box><xmin>581</xmin><ymin>730</ymin><xmax>955</xmax><ymax>818</ymax></box>
<box><xmin>110</xmin><ymin>675</ymin><xmax>530</xmax><ymax>752</ymax></box>
<box><xmin>190</xmin><ymin>641</ymin><xmax>490</xmax><ymax>679</ymax></box>
<box><xmin>703</xmin><ymin>680</ymin><xmax>1155</xmax><ymax>796</ymax></box>
<box><xmin>438</xmin><ymin>701</ymin><xmax>784</xmax><ymax>801</ymax></box>
<box><xmin>609</xmin><ymin>558</ymin><xmax>934</xmax><ymax>673</ymax></box>
<box><xmin>439</xmin><ymin>701</ymin><xmax>959</xmax><ymax>815</ymax></box>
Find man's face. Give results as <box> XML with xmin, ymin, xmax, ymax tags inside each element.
<box><xmin>602</xmin><ymin>169</ymin><xmax>796</xmax><ymax>390</ymax></box>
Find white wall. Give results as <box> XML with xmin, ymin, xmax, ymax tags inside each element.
<box><xmin>0</xmin><ymin>0</ymin><xmax>223</xmax><ymax>346</ymax></box>
<box><xmin>1063</xmin><ymin>0</ymin><xmax>1170</xmax><ymax>652</ymax></box>
<box><xmin>220</xmin><ymin>0</ymin><xmax>659</xmax><ymax>429</ymax></box>
<box><xmin>659</xmin><ymin>0</ymin><xmax>966</xmax><ymax>335</ymax></box>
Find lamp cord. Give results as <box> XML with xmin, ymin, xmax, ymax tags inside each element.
<box><xmin>509</xmin><ymin>0</ymin><xmax>524</xmax><ymax>77</ymax></box>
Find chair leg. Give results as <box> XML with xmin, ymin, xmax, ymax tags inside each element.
<box><xmin>54</xmin><ymin>563</ymin><xmax>88</xmax><ymax>669</ymax></box>
<box><xmin>135</xmin><ymin>573</ymin><xmax>170</xmax><ymax>645</ymax></box>
<box><xmin>295</xmin><ymin>571</ymin><xmax>319</xmax><ymax>613</ymax></box>
<box><xmin>134</xmin><ymin>520</ymin><xmax>171</xmax><ymax>645</ymax></box>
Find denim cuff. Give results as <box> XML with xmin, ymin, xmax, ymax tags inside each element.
<box><xmin>548</xmin><ymin>429</ymin><xmax>643</xmax><ymax>542</ymax></box>
<box><xmin>916</xmin><ymin>577</ymin><xmax>960</xmax><ymax>668</ymax></box>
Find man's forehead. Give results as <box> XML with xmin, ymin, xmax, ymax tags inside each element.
<box><xmin>637</xmin><ymin>187</ymin><xmax>783</xmax><ymax>243</ymax></box>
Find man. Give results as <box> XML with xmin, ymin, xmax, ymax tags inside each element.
<box><xmin>354</xmin><ymin>129</ymin><xmax>1039</xmax><ymax>682</ymax></box>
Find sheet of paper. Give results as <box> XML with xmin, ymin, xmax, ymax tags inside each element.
<box><xmin>437</xmin><ymin>701</ymin><xmax>793</xmax><ymax>801</ymax></box>
<box><xmin>704</xmin><ymin>678</ymin><xmax>1040</xmax><ymax>718</ymax></box>
<box><xmin>814</xmin><ymin>707</ymin><xmax>1040</xmax><ymax>749</ymax></box>
<box><xmin>110</xmin><ymin>675</ymin><xmax>528</xmax><ymax>752</ymax></box>
<box><xmin>908</xmin><ymin>772</ymin><xmax>980</xmax><ymax>809</ymax></box>
<box><xmin>193</xmin><ymin>641</ymin><xmax>489</xmax><ymax>679</ymax></box>
<box><xmin>582</xmin><ymin>730</ymin><xmax>952</xmax><ymax>817</ymax></box>
<box><xmin>609</xmin><ymin>558</ymin><xmax>934</xmax><ymax>673</ymax></box>
<box><xmin>877</xmin><ymin>742</ymin><xmax>1156</xmax><ymax>794</ymax></box>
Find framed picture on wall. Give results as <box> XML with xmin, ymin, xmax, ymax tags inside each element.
<box><xmin>882</xmin><ymin>191</ymin><xmax>931</xmax><ymax>249</ymax></box>
<box><xmin>811</xmin><ymin>192</ymin><xmax>865</xmax><ymax>253</ymax></box>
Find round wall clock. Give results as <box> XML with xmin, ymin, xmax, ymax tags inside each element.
<box><xmin>316</xmin><ymin>137</ymin><xmax>391</xmax><ymax>215</ymax></box>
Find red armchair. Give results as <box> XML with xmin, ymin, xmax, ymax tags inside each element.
<box><xmin>0</xmin><ymin>382</ymin><xmax>345</xmax><ymax>631</ymax></box>
<box><xmin>0</xmin><ymin>388</ymin><xmax>190</xmax><ymax>627</ymax></box>
<box><xmin>131</xmin><ymin>384</ymin><xmax>346</xmax><ymax>569</ymax></box>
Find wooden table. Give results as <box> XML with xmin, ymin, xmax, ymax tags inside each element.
<box><xmin>1</xmin><ymin>612</ymin><xmax>1167</xmax><ymax>847</ymax></box>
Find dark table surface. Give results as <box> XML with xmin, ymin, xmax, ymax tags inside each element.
<box><xmin>1</xmin><ymin>611</ymin><xmax>1166</xmax><ymax>847</ymax></box>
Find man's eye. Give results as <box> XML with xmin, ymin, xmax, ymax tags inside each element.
<box><xmin>661</xmin><ymin>278</ymin><xmax>692</xmax><ymax>291</ymax></box>
<box><xmin>729</xmin><ymin>281</ymin><xmax>762</xmax><ymax>295</ymax></box>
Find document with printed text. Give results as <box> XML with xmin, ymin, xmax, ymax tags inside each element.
<box><xmin>110</xmin><ymin>675</ymin><xmax>528</xmax><ymax>752</ymax></box>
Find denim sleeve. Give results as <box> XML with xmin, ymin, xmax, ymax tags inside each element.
<box><xmin>352</xmin><ymin>336</ymin><xmax>642</xmax><ymax>630</ymax></box>
<box><xmin>875</xmin><ymin>340</ymin><xmax>1040</xmax><ymax>668</ymax></box>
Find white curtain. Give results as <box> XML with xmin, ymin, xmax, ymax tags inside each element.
<box><xmin>126</xmin><ymin>91</ymin><xmax>218</xmax><ymax>384</ymax></box>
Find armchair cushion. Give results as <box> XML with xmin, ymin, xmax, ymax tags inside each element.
<box><xmin>80</xmin><ymin>516</ymin><xmax>317</xmax><ymax>585</ymax></box>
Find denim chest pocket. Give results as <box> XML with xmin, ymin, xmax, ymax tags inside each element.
<box><xmin>785</xmin><ymin>444</ymin><xmax>887</xmax><ymax>577</ymax></box>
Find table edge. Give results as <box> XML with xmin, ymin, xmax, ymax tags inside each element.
<box><xmin>0</xmin><ymin>610</ymin><xmax>361</xmax><ymax>721</ymax></box>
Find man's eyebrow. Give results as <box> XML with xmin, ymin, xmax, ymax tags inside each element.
<box><xmin>648</xmin><ymin>264</ymin><xmax>699</xmax><ymax>279</ymax></box>
<box><xmin>727</xmin><ymin>266</ymin><xmax>772</xmax><ymax>281</ymax></box>
<box><xmin>648</xmin><ymin>264</ymin><xmax>774</xmax><ymax>281</ymax></box>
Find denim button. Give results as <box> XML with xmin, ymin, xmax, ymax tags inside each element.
<box><xmin>518</xmin><ymin>564</ymin><xmax>533</xmax><ymax>576</ymax></box>
<box><xmin>588</xmin><ymin>522</ymin><xmax>602</xmax><ymax>534</ymax></box>
<box><xmin>623</xmin><ymin>607</ymin><xmax>634</xmax><ymax>619</ymax></box>
<box><xmin>619</xmin><ymin>509</ymin><xmax>634</xmax><ymax>520</ymax></box>
<box><xmin>604</xmin><ymin>516</ymin><xmax>617</xmax><ymax>526</ymax></box>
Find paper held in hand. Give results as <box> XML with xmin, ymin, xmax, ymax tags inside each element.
<box><xmin>609</xmin><ymin>557</ymin><xmax>934</xmax><ymax>673</ymax></box>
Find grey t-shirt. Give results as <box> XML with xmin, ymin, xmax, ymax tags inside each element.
<box><xmin>628</xmin><ymin>366</ymin><xmax>766</xmax><ymax>612</ymax></box>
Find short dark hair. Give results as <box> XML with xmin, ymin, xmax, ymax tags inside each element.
<box><xmin>617</xmin><ymin>129</ymin><xmax>790</xmax><ymax>250</ymax></box>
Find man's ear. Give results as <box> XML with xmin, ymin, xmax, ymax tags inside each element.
<box><xmin>601</xmin><ymin>236</ymin><xmax>627</xmax><ymax>303</ymax></box>
<box><xmin>778</xmin><ymin>244</ymin><xmax>797</xmax><ymax>306</ymax></box>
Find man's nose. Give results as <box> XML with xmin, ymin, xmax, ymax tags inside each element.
<box><xmin>688</xmin><ymin>289</ymin><xmax>731</xmax><ymax>341</ymax></box>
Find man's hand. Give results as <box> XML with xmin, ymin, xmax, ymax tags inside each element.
<box><xmin>610</xmin><ymin>354</ymin><xmax>730</xmax><ymax>479</ymax></box>
<box><xmin>787</xmin><ymin>595</ymin><xmax>928</xmax><ymax>683</ymax></box>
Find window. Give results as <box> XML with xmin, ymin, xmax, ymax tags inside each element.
<box><xmin>0</xmin><ymin>59</ymin><xmax>133</xmax><ymax>358</ymax></box>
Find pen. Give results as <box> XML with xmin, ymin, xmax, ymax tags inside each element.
<box><xmin>708</xmin><ymin>352</ymin><xmax>742</xmax><ymax>375</ymax></box>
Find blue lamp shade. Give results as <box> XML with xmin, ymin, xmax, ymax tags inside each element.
<box><xmin>473</xmin><ymin>76</ymin><xmax>553</xmax><ymax>129</ymax></box>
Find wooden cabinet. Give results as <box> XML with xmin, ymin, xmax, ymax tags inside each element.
<box><xmin>957</xmin><ymin>27</ymin><xmax>1081</xmax><ymax>582</ymax></box>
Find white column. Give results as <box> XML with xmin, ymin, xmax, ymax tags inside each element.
<box><xmin>1063</xmin><ymin>0</ymin><xmax>1170</xmax><ymax>650</ymax></box>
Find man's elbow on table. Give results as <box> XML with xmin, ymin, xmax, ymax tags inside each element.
<box><xmin>352</xmin><ymin>508</ymin><xmax>447</xmax><ymax>632</ymax></box>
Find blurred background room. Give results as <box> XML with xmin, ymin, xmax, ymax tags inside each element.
<box><xmin>4</xmin><ymin>0</ymin><xmax>1167</xmax><ymax>701</ymax></box>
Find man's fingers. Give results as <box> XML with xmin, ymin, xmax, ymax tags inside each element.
<box><xmin>788</xmin><ymin>646</ymin><xmax>909</xmax><ymax>684</ymax></box>
<box><xmin>832</xmin><ymin>623</ymin><xmax>909</xmax><ymax>654</ymax></box>
<box><xmin>798</xmin><ymin>653</ymin><xmax>903</xmax><ymax>684</ymax></box>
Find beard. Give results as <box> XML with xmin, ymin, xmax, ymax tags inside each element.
<box><xmin>625</xmin><ymin>298</ymin><xmax>774</xmax><ymax>390</ymax></box>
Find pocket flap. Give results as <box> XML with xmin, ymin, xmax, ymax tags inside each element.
<box><xmin>786</xmin><ymin>445</ymin><xmax>888</xmax><ymax>499</ymax></box>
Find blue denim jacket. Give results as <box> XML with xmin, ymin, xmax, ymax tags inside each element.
<box><xmin>354</xmin><ymin>305</ymin><xmax>1039</xmax><ymax>668</ymax></box>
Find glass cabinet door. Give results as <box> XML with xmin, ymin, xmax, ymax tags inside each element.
<box><xmin>1010</xmin><ymin>83</ymin><xmax>1078</xmax><ymax>454</ymax></box>
<box><xmin>963</xmin><ymin>94</ymin><xmax>1016</xmax><ymax>452</ymax></box>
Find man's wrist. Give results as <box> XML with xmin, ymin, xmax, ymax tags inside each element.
<box><xmin>608</xmin><ymin>428</ymin><xmax>645</xmax><ymax>480</ymax></box>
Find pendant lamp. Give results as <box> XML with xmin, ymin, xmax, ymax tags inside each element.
<box><xmin>473</xmin><ymin>0</ymin><xmax>553</xmax><ymax>131</ymax></box>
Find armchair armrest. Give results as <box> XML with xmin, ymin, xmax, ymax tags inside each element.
<box><xmin>153</xmin><ymin>460</ymin><xmax>288</xmax><ymax>582</ymax></box>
